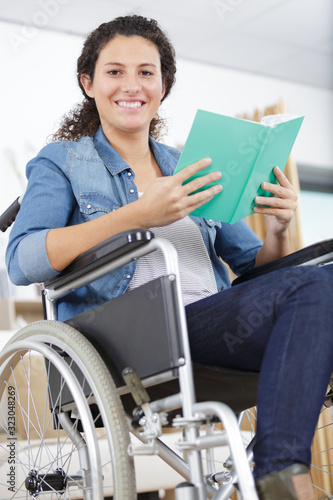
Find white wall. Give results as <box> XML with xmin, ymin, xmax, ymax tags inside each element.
<box><xmin>0</xmin><ymin>23</ymin><xmax>83</xmax><ymax>209</ymax></box>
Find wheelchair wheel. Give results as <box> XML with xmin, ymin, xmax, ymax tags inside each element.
<box><xmin>0</xmin><ymin>320</ymin><xmax>135</xmax><ymax>499</ymax></box>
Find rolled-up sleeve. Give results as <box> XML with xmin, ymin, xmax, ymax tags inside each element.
<box><xmin>17</xmin><ymin>229</ymin><xmax>58</xmax><ymax>283</ymax></box>
<box><xmin>6</xmin><ymin>142</ymin><xmax>75</xmax><ymax>285</ymax></box>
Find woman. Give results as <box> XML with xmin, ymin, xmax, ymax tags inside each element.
<box><xmin>6</xmin><ymin>15</ymin><xmax>333</xmax><ymax>499</ymax></box>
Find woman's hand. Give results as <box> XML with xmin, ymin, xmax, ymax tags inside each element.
<box><xmin>254</xmin><ymin>166</ymin><xmax>298</xmax><ymax>265</ymax></box>
<box><xmin>137</xmin><ymin>158</ymin><xmax>222</xmax><ymax>227</ymax></box>
<box><xmin>253</xmin><ymin>166</ymin><xmax>298</xmax><ymax>237</ymax></box>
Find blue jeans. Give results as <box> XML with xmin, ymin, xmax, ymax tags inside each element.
<box><xmin>185</xmin><ymin>264</ymin><xmax>333</xmax><ymax>478</ymax></box>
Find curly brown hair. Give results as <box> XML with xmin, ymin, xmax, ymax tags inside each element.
<box><xmin>52</xmin><ymin>15</ymin><xmax>176</xmax><ymax>142</ymax></box>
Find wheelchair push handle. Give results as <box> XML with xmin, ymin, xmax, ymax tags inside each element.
<box><xmin>0</xmin><ymin>196</ymin><xmax>23</xmax><ymax>233</ymax></box>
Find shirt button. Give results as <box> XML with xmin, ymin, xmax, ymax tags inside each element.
<box><xmin>199</xmin><ymin>222</ymin><xmax>203</xmax><ymax>227</ymax></box>
<box><xmin>129</xmin><ymin>189</ymin><xmax>135</xmax><ymax>194</ymax></box>
<box><xmin>220</xmin><ymin>286</ymin><xmax>224</xmax><ymax>291</ymax></box>
<box><xmin>208</xmin><ymin>219</ymin><xmax>213</xmax><ymax>223</ymax></box>
<box><xmin>126</xmin><ymin>275</ymin><xmax>131</xmax><ymax>279</ymax></box>
<box><xmin>87</xmin><ymin>204</ymin><xmax>92</xmax><ymax>209</ymax></box>
<box><xmin>127</xmin><ymin>171</ymin><xmax>132</xmax><ymax>176</ymax></box>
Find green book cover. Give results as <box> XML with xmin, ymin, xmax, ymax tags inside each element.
<box><xmin>173</xmin><ymin>109</ymin><xmax>304</xmax><ymax>224</ymax></box>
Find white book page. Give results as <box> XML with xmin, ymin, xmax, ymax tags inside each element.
<box><xmin>260</xmin><ymin>113</ymin><xmax>301</xmax><ymax>127</ymax></box>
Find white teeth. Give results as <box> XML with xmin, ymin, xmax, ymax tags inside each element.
<box><xmin>117</xmin><ymin>101</ymin><xmax>143</xmax><ymax>108</ymax></box>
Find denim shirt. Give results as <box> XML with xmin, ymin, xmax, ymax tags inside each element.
<box><xmin>6</xmin><ymin>126</ymin><xmax>262</xmax><ymax>321</ymax></box>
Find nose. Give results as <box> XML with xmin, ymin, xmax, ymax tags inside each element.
<box><xmin>121</xmin><ymin>73</ymin><xmax>142</xmax><ymax>94</ymax></box>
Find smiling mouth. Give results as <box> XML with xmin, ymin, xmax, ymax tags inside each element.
<box><xmin>115</xmin><ymin>100</ymin><xmax>145</xmax><ymax>109</ymax></box>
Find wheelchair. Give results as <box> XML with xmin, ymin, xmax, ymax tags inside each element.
<box><xmin>0</xmin><ymin>197</ymin><xmax>333</xmax><ymax>500</ymax></box>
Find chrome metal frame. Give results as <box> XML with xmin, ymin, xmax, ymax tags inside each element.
<box><xmin>40</xmin><ymin>237</ymin><xmax>258</xmax><ymax>499</ymax></box>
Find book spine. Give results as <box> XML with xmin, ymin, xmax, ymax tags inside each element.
<box><xmin>230</xmin><ymin>125</ymin><xmax>272</xmax><ymax>224</ymax></box>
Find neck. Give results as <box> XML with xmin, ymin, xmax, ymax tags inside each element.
<box><xmin>101</xmin><ymin>124</ymin><xmax>152</xmax><ymax>166</ymax></box>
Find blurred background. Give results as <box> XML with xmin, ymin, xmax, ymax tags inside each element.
<box><xmin>0</xmin><ymin>0</ymin><xmax>332</xmax><ymax>302</ymax></box>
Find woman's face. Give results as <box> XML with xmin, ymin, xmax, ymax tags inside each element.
<box><xmin>81</xmin><ymin>35</ymin><xmax>166</xmax><ymax>139</ymax></box>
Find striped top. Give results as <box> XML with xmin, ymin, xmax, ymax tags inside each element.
<box><xmin>128</xmin><ymin>209</ymin><xmax>218</xmax><ymax>306</ymax></box>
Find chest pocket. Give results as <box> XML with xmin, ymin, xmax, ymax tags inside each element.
<box><xmin>80</xmin><ymin>194</ymin><xmax>121</xmax><ymax>222</ymax></box>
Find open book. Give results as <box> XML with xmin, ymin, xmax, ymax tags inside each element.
<box><xmin>173</xmin><ymin>110</ymin><xmax>304</xmax><ymax>224</ymax></box>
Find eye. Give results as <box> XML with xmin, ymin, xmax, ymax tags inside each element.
<box><xmin>140</xmin><ymin>70</ymin><xmax>153</xmax><ymax>76</ymax></box>
<box><xmin>108</xmin><ymin>70</ymin><xmax>121</xmax><ymax>76</ymax></box>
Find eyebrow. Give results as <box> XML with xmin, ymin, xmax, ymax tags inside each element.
<box><xmin>103</xmin><ymin>62</ymin><xmax>158</xmax><ymax>69</ymax></box>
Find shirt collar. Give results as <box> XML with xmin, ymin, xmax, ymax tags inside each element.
<box><xmin>93</xmin><ymin>126</ymin><xmax>129</xmax><ymax>175</ymax></box>
<box><xmin>93</xmin><ymin>125</ymin><xmax>176</xmax><ymax>177</ymax></box>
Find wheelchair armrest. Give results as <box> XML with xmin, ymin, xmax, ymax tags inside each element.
<box><xmin>0</xmin><ymin>196</ymin><xmax>23</xmax><ymax>233</ymax></box>
<box><xmin>232</xmin><ymin>238</ymin><xmax>333</xmax><ymax>286</ymax></box>
<box><xmin>44</xmin><ymin>229</ymin><xmax>154</xmax><ymax>291</ymax></box>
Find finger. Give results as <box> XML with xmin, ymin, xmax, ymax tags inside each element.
<box><xmin>260</xmin><ymin>181</ymin><xmax>297</xmax><ymax>200</ymax></box>
<box><xmin>184</xmin><ymin>183</ymin><xmax>222</xmax><ymax>211</ymax></box>
<box><xmin>182</xmin><ymin>170</ymin><xmax>222</xmax><ymax>196</ymax></box>
<box><xmin>253</xmin><ymin>206</ymin><xmax>294</xmax><ymax>220</ymax></box>
<box><xmin>174</xmin><ymin>157</ymin><xmax>213</xmax><ymax>184</ymax></box>
<box><xmin>260</xmin><ymin>166</ymin><xmax>295</xmax><ymax>196</ymax></box>
<box><xmin>272</xmin><ymin>166</ymin><xmax>293</xmax><ymax>189</ymax></box>
<box><xmin>254</xmin><ymin>196</ymin><xmax>297</xmax><ymax>209</ymax></box>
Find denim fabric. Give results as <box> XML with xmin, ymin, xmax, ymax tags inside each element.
<box><xmin>186</xmin><ymin>263</ymin><xmax>333</xmax><ymax>477</ymax></box>
<box><xmin>6</xmin><ymin>126</ymin><xmax>262</xmax><ymax>320</ymax></box>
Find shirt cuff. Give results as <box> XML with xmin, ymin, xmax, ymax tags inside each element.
<box><xmin>18</xmin><ymin>229</ymin><xmax>59</xmax><ymax>283</ymax></box>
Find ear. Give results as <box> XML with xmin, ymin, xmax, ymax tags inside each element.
<box><xmin>161</xmin><ymin>78</ymin><xmax>167</xmax><ymax>101</ymax></box>
<box><xmin>80</xmin><ymin>74</ymin><xmax>94</xmax><ymax>98</ymax></box>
